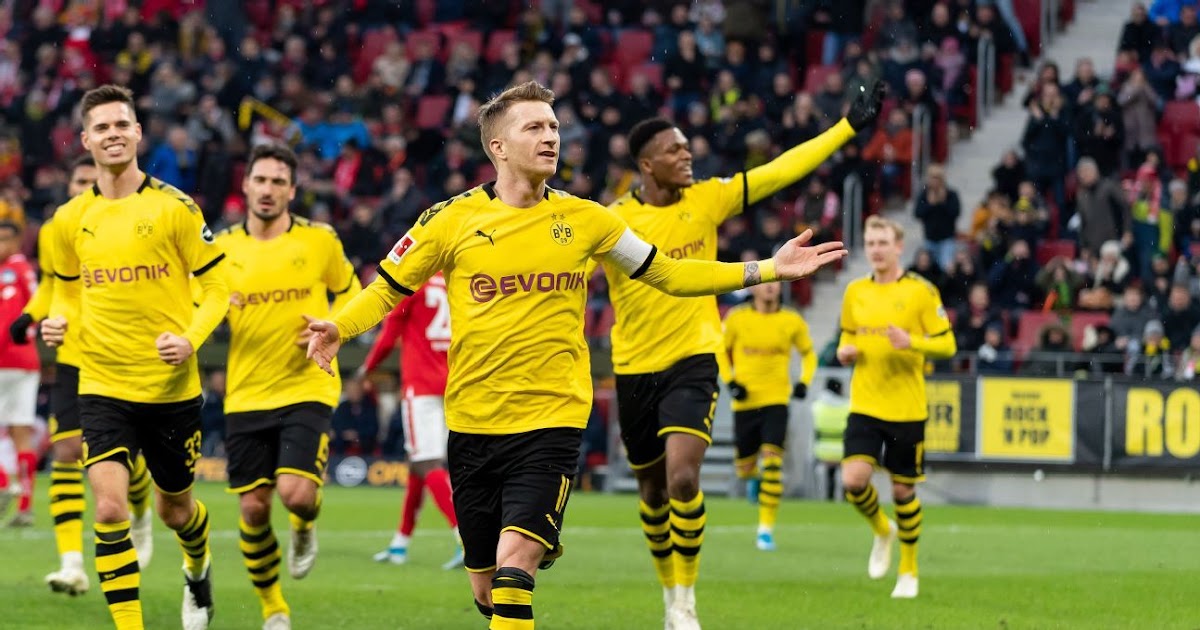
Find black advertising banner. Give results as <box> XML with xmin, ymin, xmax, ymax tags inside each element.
<box><xmin>925</xmin><ymin>376</ymin><xmax>977</xmax><ymax>461</ymax></box>
<box><xmin>1111</xmin><ymin>380</ymin><xmax>1200</xmax><ymax>469</ymax></box>
<box><xmin>1073</xmin><ymin>380</ymin><xmax>1107</xmax><ymax>467</ymax></box>
<box><xmin>194</xmin><ymin>456</ymin><xmax>413</xmax><ymax>487</ymax></box>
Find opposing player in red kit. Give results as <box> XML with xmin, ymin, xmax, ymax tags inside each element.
<box><xmin>0</xmin><ymin>220</ymin><xmax>41</xmax><ymax>526</ymax></box>
<box><xmin>360</xmin><ymin>272</ymin><xmax>462</xmax><ymax>569</ymax></box>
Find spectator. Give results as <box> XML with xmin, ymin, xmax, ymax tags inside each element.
<box><xmin>689</xmin><ymin>136</ymin><xmax>723</xmax><ymax>182</ymax></box>
<box><xmin>991</xmin><ymin>149</ymin><xmax>1026</xmax><ymax>203</ymax></box>
<box><xmin>955</xmin><ymin>283</ymin><xmax>1004</xmax><ymax>352</ymax></box>
<box><xmin>879</xmin><ymin>0</ymin><xmax>919</xmax><ymax>51</ymax></box>
<box><xmin>1021</xmin><ymin>83</ymin><xmax>1070</xmax><ymax>211</ymax></box>
<box><xmin>790</xmin><ymin>176</ymin><xmax>840</xmax><ymax>242</ymax></box>
<box><xmin>863</xmin><ymin>108</ymin><xmax>914</xmax><ymax>202</ymax></box>
<box><xmin>145</xmin><ymin>126</ymin><xmax>198</xmax><ymax>194</ymax></box>
<box><xmin>200</xmin><ymin>370</ymin><xmax>226</xmax><ymax>457</ymax></box>
<box><xmin>1085</xmin><ymin>324</ymin><xmax>1125</xmax><ymax>374</ymax></box>
<box><xmin>943</xmin><ymin>248</ymin><xmax>982</xmax><ymax>309</ymax></box>
<box><xmin>1074</xmin><ymin>88</ymin><xmax>1124</xmax><ymax>178</ymax></box>
<box><xmin>1142</xmin><ymin>40</ymin><xmax>1182</xmax><ymax>102</ymax></box>
<box><xmin>814</xmin><ymin>72</ymin><xmax>847</xmax><ymax>129</ymax></box>
<box><xmin>343</xmin><ymin>204</ymin><xmax>385</xmax><ymax>270</ymax></box>
<box><xmin>1162</xmin><ymin>283</ymin><xmax>1200</xmax><ymax>349</ymax></box>
<box><xmin>1063</xmin><ymin>58</ymin><xmax>1102</xmax><ymax>112</ymax></box>
<box><xmin>1132</xmin><ymin>319</ymin><xmax>1174</xmax><ymax>378</ymax></box>
<box><xmin>1118</xmin><ymin>67</ymin><xmax>1163</xmax><ymax>167</ymax></box>
<box><xmin>405</xmin><ymin>38</ymin><xmax>446</xmax><ymax>97</ymax></box>
<box><xmin>665</xmin><ymin>30</ymin><xmax>708</xmax><ymax>116</ymax></box>
<box><xmin>988</xmin><ymin>239</ymin><xmax>1040</xmax><ymax>310</ymax></box>
<box><xmin>909</xmin><ymin>248</ymin><xmax>949</xmax><ymax>296</ymax></box>
<box><xmin>1126</xmin><ymin>157</ymin><xmax>1168</xmax><ymax>281</ymax></box>
<box><xmin>914</xmin><ymin>164</ymin><xmax>961</xmax><ymax>269</ymax></box>
<box><xmin>1075</xmin><ymin>158</ymin><xmax>1132</xmax><ymax>258</ymax></box>
<box><xmin>977</xmin><ymin>324</ymin><xmax>1015</xmax><ymax>374</ymax></box>
<box><xmin>1021</xmin><ymin>321</ymin><xmax>1076</xmax><ymax>377</ymax></box>
<box><xmin>1111</xmin><ymin>284</ymin><xmax>1158</xmax><ymax>351</ymax></box>
<box><xmin>331</xmin><ymin>378</ymin><xmax>380</xmax><ymax>456</ymax></box>
<box><xmin>1080</xmin><ymin>240</ymin><xmax>1134</xmax><ymax>310</ymax></box>
<box><xmin>1010</xmin><ymin>181</ymin><xmax>1050</xmax><ymax>247</ymax></box>
<box><xmin>1170</xmin><ymin>5</ymin><xmax>1200</xmax><ymax>54</ymax></box>
<box><xmin>1175</xmin><ymin>323</ymin><xmax>1200</xmax><ymax>380</ymax></box>
<box><xmin>1120</xmin><ymin>4</ymin><xmax>1158</xmax><ymax>62</ymax></box>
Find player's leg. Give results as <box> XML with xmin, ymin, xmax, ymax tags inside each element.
<box><xmin>127</xmin><ymin>451</ymin><xmax>154</xmax><ymax>567</ymax></box>
<box><xmin>140</xmin><ymin>397</ymin><xmax>213</xmax><ymax>629</ymax></box>
<box><xmin>447</xmin><ymin>430</ymin><xmax>502</xmax><ymax>618</ymax></box>
<box><xmin>615</xmin><ymin>370</ymin><xmax>678</xmax><ymax>618</ymax></box>
<box><xmin>406</xmin><ymin>395</ymin><xmax>461</xmax><ymax>569</ymax></box>
<box><xmin>756</xmin><ymin>406</ymin><xmax>790</xmax><ymax>552</ymax></box>
<box><xmin>840</xmin><ymin>414</ymin><xmax>896</xmax><ymax>580</ymax></box>
<box><xmin>884</xmin><ymin>421</ymin><xmax>926</xmax><ymax>599</ymax></box>
<box><xmin>377</xmin><ymin>471</ymin><xmax>423</xmax><ymax>564</ymax></box>
<box><xmin>225</xmin><ymin>410</ymin><xmax>289</xmax><ymax>626</ymax></box>
<box><xmin>733</xmin><ymin>411</ymin><xmax>761</xmax><ymax>506</ymax></box>
<box><xmin>80</xmin><ymin>396</ymin><xmax>142</xmax><ymax>629</ymax></box>
<box><xmin>45</xmin><ymin>364</ymin><xmax>88</xmax><ymax>593</ymax></box>
<box><xmin>275</xmin><ymin>403</ymin><xmax>332</xmax><ymax>580</ymax></box>
<box><xmin>491</xmin><ymin>428</ymin><xmax>582</xmax><ymax>630</ymax></box>
<box><xmin>4</xmin><ymin>368</ymin><xmax>42</xmax><ymax>526</ymax></box>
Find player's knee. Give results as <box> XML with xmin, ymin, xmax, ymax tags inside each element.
<box><xmin>278</xmin><ymin>483</ymin><xmax>317</xmax><ymax>516</ymax></box>
<box><xmin>239</xmin><ymin>496</ymin><xmax>271</xmax><ymax>527</ymax></box>
<box><xmin>156</xmin><ymin>496</ymin><xmax>193</xmax><ymax>530</ymax></box>
<box><xmin>638</xmin><ymin>484</ymin><xmax>669</xmax><ymax>508</ymax></box>
<box><xmin>52</xmin><ymin>438</ymin><xmax>84</xmax><ymax>464</ymax></box>
<box><xmin>93</xmin><ymin>494</ymin><xmax>129</xmax><ymax>524</ymax></box>
<box><xmin>892</xmin><ymin>483</ymin><xmax>915</xmax><ymax>502</ymax></box>
<box><xmin>666</xmin><ymin>468</ymin><xmax>700</xmax><ymax>500</ymax></box>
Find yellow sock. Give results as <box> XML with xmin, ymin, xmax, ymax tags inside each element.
<box><xmin>895</xmin><ymin>494</ymin><xmax>923</xmax><ymax>576</ymax></box>
<box><xmin>489</xmin><ymin>567</ymin><xmax>535</xmax><ymax>629</ymax></box>
<box><xmin>288</xmin><ymin>489</ymin><xmax>321</xmax><ymax>532</ymax></box>
<box><xmin>758</xmin><ymin>454</ymin><xmax>784</xmax><ymax>531</ymax></box>
<box><xmin>175</xmin><ymin>500</ymin><xmax>210</xmax><ymax>579</ymax></box>
<box><xmin>638</xmin><ymin>500</ymin><xmax>675</xmax><ymax>589</ymax></box>
<box><xmin>239</xmin><ymin>519</ymin><xmax>290</xmax><ymax>619</ymax></box>
<box><xmin>669</xmin><ymin>491</ymin><xmax>706</xmax><ymax>588</ymax></box>
<box><xmin>95</xmin><ymin>520</ymin><xmax>143</xmax><ymax>629</ymax></box>
<box><xmin>50</xmin><ymin>461</ymin><xmax>85</xmax><ymax>558</ymax></box>
<box><xmin>846</xmin><ymin>484</ymin><xmax>891</xmax><ymax>537</ymax></box>
<box><xmin>127</xmin><ymin>454</ymin><xmax>151</xmax><ymax>518</ymax></box>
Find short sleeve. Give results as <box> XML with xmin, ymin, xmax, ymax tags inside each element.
<box><xmin>377</xmin><ymin>203</ymin><xmax>455</xmax><ymax>294</ymax></box>
<box><xmin>175</xmin><ymin>203</ymin><xmax>225</xmax><ymax>276</ymax></box>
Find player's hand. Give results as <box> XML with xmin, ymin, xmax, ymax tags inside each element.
<box><xmin>886</xmin><ymin>325</ymin><xmax>912</xmax><ymax>350</ymax></box>
<box><xmin>846</xmin><ymin>79</ymin><xmax>886</xmax><ymax>132</ymax></box>
<box><xmin>9</xmin><ymin>313</ymin><xmax>33</xmax><ymax>345</ymax></box>
<box><xmin>728</xmin><ymin>380</ymin><xmax>748</xmax><ymax>401</ymax></box>
<box><xmin>770</xmin><ymin>229</ymin><xmax>848</xmax><ymax>281</ymax></box>
<box><xmin>792</xmin><ymin>382</ymin><xmax>808</xmax><ymax>399</ymax></box>
<box><xmin>305</xmin><ymin>315</ymin><xmax>342</xmax><ymax>376</ymax></box>
<box><xmin>836</xmin><ymin>344</ymin><xmax>858</xmax><ymax>365</ymax></box>
<box><xmin>156</xmin><ymin>332</ymin><xmax>194</xmax><ymax>365</ymax></box>
<box><xmin>41</xmin><ymin>316</ymin><xmax>67</xmax><ymax>347</ymax></box>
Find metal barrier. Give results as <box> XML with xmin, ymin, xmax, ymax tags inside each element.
<box><xmin>841</xmin><ymin>173</ymin><xmax>863</xmax><ymax>249</ymax></box>
<box><xmin>977</xmin><ymin>36</ymin><xmax>996</xmax><ymax>123</ymax></box>
<box><xmin>910</xmin><ymin>103</ymin><xmax>932</xmax><ymax>199</ymax></box>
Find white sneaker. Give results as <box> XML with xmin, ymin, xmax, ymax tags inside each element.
<box><xmin>868</xmin><ymin>520</ymin><xmax>897</xmax><ymax>580</ymax></box>
<box><xmin>891</xmin><ymin>573</ymin><xmax>919</xmax><ymax>599</ymax></box>
<box><xmin>372</xmin><ymin>547</ymin><xmax>408</xmax><ymax>565</ymax></box>
<box><xmin>45</xmin><ymin>567</ymin><xmax>90</xmax><ymax>595</ymax></box>
<box><xmin>263</xmin><ymin>612</ymin><xmax>291</xmax><ymax>630</ymax></box>
<box><xmin>131</xmin><ymin>510</ymin><xmax>154</xmax><ymax>569</ymax></box>
<box><xmin>668</xmin><ymin>586</ymin><xmax>701</xmax><ymax>630</ymax></box>
<box><xmin>663</xmin><ymin>586</ymin><xmax>676</xmax><ymax>630</ymax></box>
<box><xmin>181</xmin><ymin>556</ymin><xmax>214</xmax><ymax>630</ymax></box>
<box><xmin>288</xmin><ymin>527</ymin><xmax>317</xmax><ymax>579</ymax></box>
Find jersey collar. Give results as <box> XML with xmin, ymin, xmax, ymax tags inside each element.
<box><xmin>91</xmin><ymin>174</ymin><xmax>151</xmax><ymax>198</ymax></box>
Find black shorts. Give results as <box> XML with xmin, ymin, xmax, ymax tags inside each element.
<box><xmin>224</xmin><ymin>402</ymin><xmax>332</xmax><ymax>493</ymax></box>
<box><xmin>843</xmin><ymin>413</ymin><xmax>926</xmax><ymax>483</ymax></box>
<box><xmin>614</xmin><ymin>354</ymin><xmax>718</xmax><ymax>469</ymax></box>
<box><xmin>734</xmin><ymin>405</ymin><xmax>789</xmax><ymax>462</ymax></box>
<box><xmin>49</xmin><ymin>363</ymin><xmax>80</xmax><ymax>443</ymax></box>
<box><xmin>81</xmin><ymin>394</ymin><xmax>203</xmax><ymax>494</ymax></box>
<box><xmin>448</xmin><ymin>428</ymin><xmax>581</xmax><ymax>573</ymax></box>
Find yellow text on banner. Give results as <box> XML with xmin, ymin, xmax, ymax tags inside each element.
<box><xmin>925</xmin><ymin>380</ymin><xmax>961</xmax><ymax>453</ymax></box>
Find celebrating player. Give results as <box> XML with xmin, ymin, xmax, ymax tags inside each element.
<box><xmin>361</xmin><ymin>272</ymin><xmax>463</xmax><ymax>570</ymax></box>
<box><xmin>213</xmin><ymin>143</ymin><xmax>360</xmax><ymax>630</ymax></box>
<box><xmin>722</xmin><ymin>280</ymin><xmax>816</xmax><ymax>552</ymax></box>
<box><xmin>304</xmin><ymin>80</ymin><xmax>848</xmax><ymax>630</ymax></box>
<box><xmin>15</xmin><ymin>155</ymin><xmax>157</xmax><ymax>595</ymax></box>
<box><xmin>0</xmin><ymin>221</ymin><xmax>39</xmax><ymax>529</ymax></box>
<box><xmin>602</xmin><ymin>80</ymin><xmax>883</xmax><ymax>627</ymax></box>
<box><xmin>41</xmin><ymin>85</ymin><xmax>230</xmax><ymax>630</ymax></box>
<box><xmin>837</xmin><ymin>216</ymin><xmax>956</xmax><ymax>599</ymax></box>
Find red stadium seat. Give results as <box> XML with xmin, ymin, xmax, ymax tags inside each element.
<box><xmin>445</xmin><ymin>29</ymin><xmax>484</xmax><ymax>60</ymax></box>
<box><xmin>415</xmin><ymin>95</ymin><xmax>452</xmax><ymax>129</ymax></box>
<box><xmin>615</xmin><ymin>29</ymin><xmax>654</xmax><ymax>66</ymax></box>
<box><xmin>1070</xmin><ymin>312</ymin><xmax>1110</xmax><ymax>351</ymax></box>
<box><xmin>353</xmin><ymin>27</ymin><xmax>399</xmax><ymax>82</ymax></box>
<box><xmin>1014</xmin><ymin>0</ymin><xmax>1042</xmax><ymax>56</ymax></box>
<box><xmin>804</xmin><ymin>64</ymin><xmax>839</xmax><ymax>94</ymax></box>
<box><xmin>485</xmin><ymin>29</ymin><xmax>516</xmax><ymax>64</ymax></box>
<box><xmin>805</xmin><ymin>30</ymin><xmax>826</xmax><ymax>67</ymax></box>
<box><xmin>1014</xmin><ymin>311</ymin><xmax>1062</xmax><ymax>359</ymax></box>
<box><xmin>1035</xmin><ymin>239</ymin><xmax>1076</xmax><ymax>266</ymax></box>
<box><xmin>405</xmin><ymin>30</ymin><xmax>442</xmax><ymax>60</ymax></box>
<box><xmin>415</xmin><ymin>0</ymin><xmax>436</xmax><ymax>26</ymax></box>
<box><xmin>997</xmin><ymin>53</ymin><xmax>1014</xmax><ymax>96</ymax></box>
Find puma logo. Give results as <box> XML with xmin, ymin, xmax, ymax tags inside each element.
<box><xmin>81</xmin><ymin>227</ymin><xmax>96</xmax><ymax>237</ymax></box>
<box><xmin>474</xmin><ymin>229</ymin><xmax>496</xmax><ymax>246</ymax></box>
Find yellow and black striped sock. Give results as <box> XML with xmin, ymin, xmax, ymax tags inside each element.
<box><xmin>288</xmin><ymin>489</ymin><xmax>321</xmax><ymax>532</ymax></box>
<box><xmin>239</xmin><ymin>519</ymin><xmax>289</xmax><ymax>619</ymax></box>
<box><xmin>489</xmin><ymin>566</ymin><xmax>534</xmax><ymax>629</ymax></box>
<box><xmin>638</xmin><ymin>500</ymin><xmax>675</xmax><ymax>589</ymax></box>
<box><xmin>176</xmin><ymin>500</ymin><xmax>210</xmax><ymax>579</ymax></box>
<box><xmin>669</xmin><ymin>491</ymin><xmax>706</xmax><ymax>588</ymax></box>
<box><xmin>846</xmin><ymin>484</ymin><xmax>892</xmax><ymax>537</ymax></box>
<box><xmin>50</xmin><ymin>461</ymin><xmax>85</xmax><ymax>560</ymax></box>
<box><xmin>895</xmin><ymin>494</ymin><xmax>923</xmax><ymax>576</ymax></box>
<box><xmin>95</xmin><ymin>521</ymin><xmax>143</xmax><ymax>629</ymax></box>
<box><xmin>758</xmin><ymin>454</ymin><xmax>784</xmax><ymax>531</ymax></box>
<box><xmin>127</xmin><ymin>454</ymin><xmax>152</xmax><ymax>519</ymax></box>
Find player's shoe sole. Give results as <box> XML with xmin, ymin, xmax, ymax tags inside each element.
<box><xmin>263</xmin><ymin>612</ymin><xmax>291</xmax><ymax>630</ymax></box>
<box><xmin>288</xmin><ymin>527</ymin><xmax>317</xmax><ymax>579</ymax></box>
<box><xmin>868</xmin><ymin>520</ymin><xmax>897</xmax><ymax>579</ymax></box>
<box><xmin>131</xmin><ymin>511</ymin><xmax>154</xmax><ymax>569</ymax></box>
<box><xmin>891</xmin><ymin>573</ymin><xmax>919</xmax><ymax>599</ymax></box>
<box><xmin>182</xmin><ymin>557</ymin><xmax>214</xmax><ymax>630</ymax></box>
<box><xmin>45</xmin><ymin>567</ymin><xmax>90</xmax><ymax>596</ymax></box>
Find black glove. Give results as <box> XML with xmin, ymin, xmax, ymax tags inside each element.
<box><xmin>728</xmin><ymin>380</ymin><xmax>748</xmax><ymax>401</ymax></box>
<box><xmin>8</xmin><ymin>313</ymin><xmax>32</xmax><ymax>345</ymax></box>
<box><xmin>846</xmin><ymin>79</ymin><xmax>886</xmax><ymax>132</ymax></box>
<box><xmin>792</xmin><ymin>382</ymin><xmax>808</xmax><ymax>399</ymax></box>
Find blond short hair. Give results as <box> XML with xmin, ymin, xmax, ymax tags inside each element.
<box><xmin>477</xmin><ymin>80</ymin><xmax>556</xmax><ymax>163</ymax></box>
<box><xmin>865</xmin><ymin>215</ymin><xmax>905</xmax><ymax>241</ymax></box>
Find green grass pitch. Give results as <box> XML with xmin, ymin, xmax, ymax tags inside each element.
<box><xmin>1</xmin><ymin>481</ymin><xmax>1197</xmax><ymax>629</ymax></box>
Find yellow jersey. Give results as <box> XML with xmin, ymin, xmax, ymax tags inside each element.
<box><xmin>604</xmin><ymin>119</ymin><xmax>857</xmax><ymax>374</ymax></box>
<box><xmin>838</xmin><ymin>272</ymin><xmax>956</xmax><ymax>421</ymax></box>
<box><xmin>25</xmin><ymin>217</ymin><xmax>82</xmax><ymax>367</ymax></box>
<box><xmin>52</xmin><ymin>176</ymin><xmax>229</xmax><ymax>403</ymax></box>
<box><xmin>217</xmin><ymin>216</ymin><xmax>360</xmax><ymax>414</ymax></box>
<box><xmin>723</xmin><ymin>303</ymin><xmax>816</xmax><ymax>412</ymax></box>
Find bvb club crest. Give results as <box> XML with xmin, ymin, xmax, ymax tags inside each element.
<box><xmin>550</xmin><ymin>213</ymin><xmax>573</xmax><ymax>245</ymax></box>
<box><xmin>136</xmin><ymin>221</ymin><xmax>154</xmax><ymax>239</ymax></box>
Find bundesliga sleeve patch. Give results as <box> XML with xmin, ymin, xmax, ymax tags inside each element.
<box><xmin>388</xmin><ymin>233</ymin><xmax>417</xmax><ymax>264</ymax></box>
<box><xmin>201</xmin><ymin>224</ymin><xmax>215</xmax><ymax>244</ymax></box>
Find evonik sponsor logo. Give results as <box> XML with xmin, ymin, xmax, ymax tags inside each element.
<box><xmin>81</xmin><ymin>263</ymin><xmax>169</xmax><ymax>288</ymax></box>
<box><xmin>230</xmin><ymin>287</ymin><xmax>313</xmax><ymax>308</ymax></box>
<box><xmin>470</xmin><ymin>271</ymin><xmax>586</xmax><ymax>303</ymax></box>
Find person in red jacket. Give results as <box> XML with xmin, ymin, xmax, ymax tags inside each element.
<box><xmin>862</xmin><ymin>108</ymin><xmax>914</xmax><ymax>202</ymax></box>
<box><xmin>360</xmin><ymin>272</ymin><xmax>462</xmax><ymax>569</ymax></box>
<box><xmin>0</xmin><ymin>220</ymin><xmax>40</xmax><ymax>526</ymax></box>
